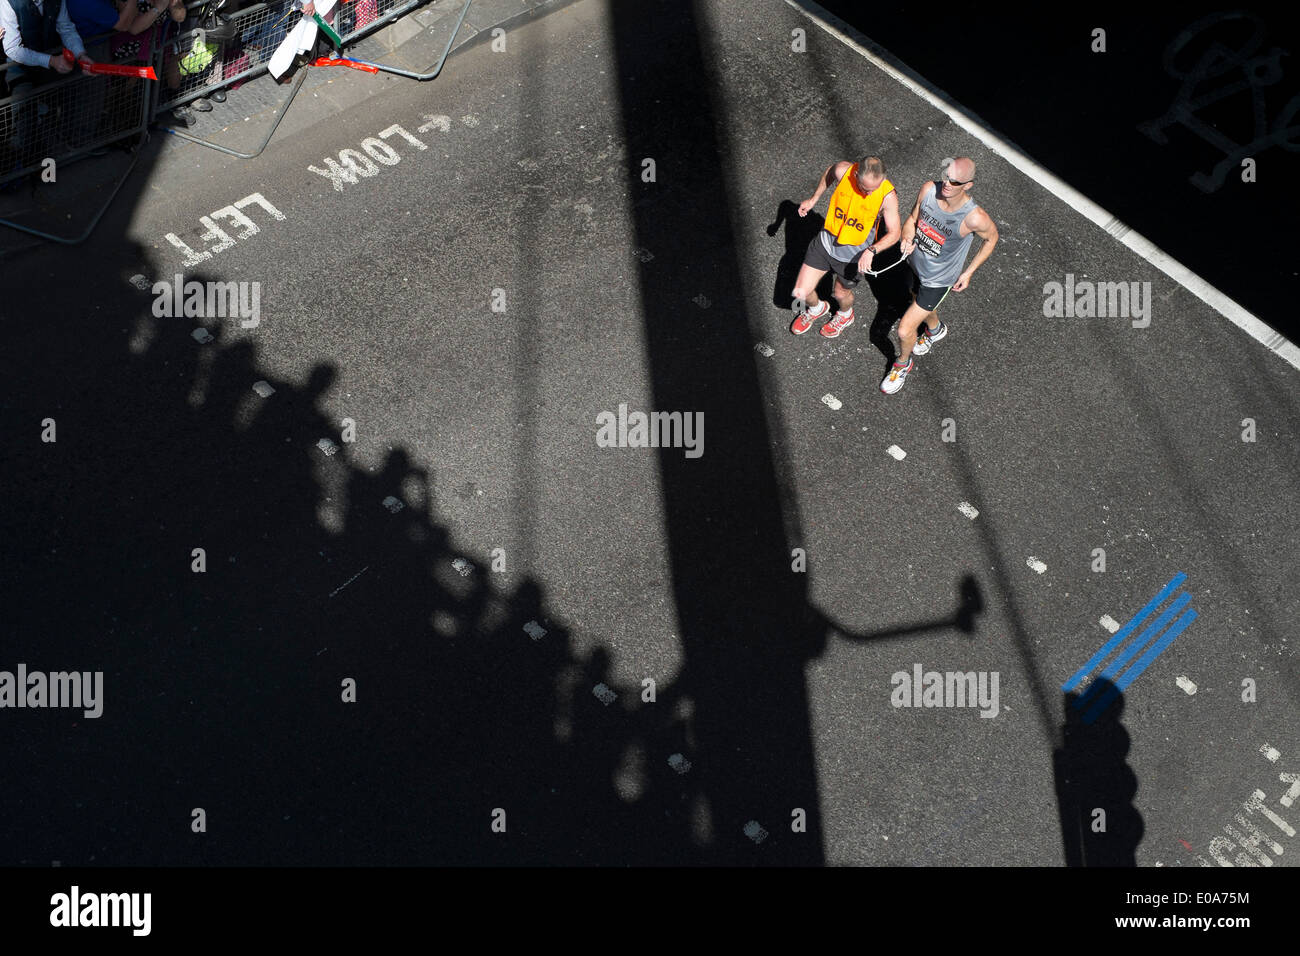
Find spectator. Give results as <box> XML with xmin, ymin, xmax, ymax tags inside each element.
<box><xmin>64</xmin><ymin>0</ymin><xmax>117</xmax><ymax>39</ymax></box>
<box><xmin>1</xmin><ymin>0</ymin><xmax>97</xmax><ymax>76</ymax></box>
<box><xmin>1</xmin><ymin>0</ymin><xmax>101</xmax><ymax>165</ymax></box>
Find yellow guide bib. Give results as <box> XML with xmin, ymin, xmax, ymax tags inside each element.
<box><xmin>823</xmin><ymin>164</ymin><xmax>893</xmax><ymax>247</ymax></box>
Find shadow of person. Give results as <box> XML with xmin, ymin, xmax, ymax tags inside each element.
<box><xmin>766</xmin><ymin>198</ymin><xmax>825</xmax><ymax>311</ymax></box>
<box><xmin>863</xmin><ymin>247</ymin><xmax>913</xmax><ymax>373</ymax></box>
<box><xmin>1053</xmin><ymin>679</ymin><xmax>1145</xmax><ymax>866</ymax></box>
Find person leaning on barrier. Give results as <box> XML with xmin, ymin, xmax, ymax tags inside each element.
<box><xmin>1</xmin><ymin>0</ymin><xmax>99</xmax><ymax>78</ymax></box>
<box><xmin>1</xmin><ymin>0</ymin><xmax>104</xmax><ymax>171</ymax></box>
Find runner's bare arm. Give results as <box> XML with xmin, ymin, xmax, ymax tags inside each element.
<box><xmin>858</xmin><ymin>190</ymin><xmax>902</xmax><ymax>272</ymax></box>
<box><xmin>899</xmin><ymin>181</ymin><xmax>934</xmax><ymax>254</ymax></box>
<box><xmin>953</xmin><ymin>207</ymin><xmax>999</xmax><ymax>291</ymax></box>
<box><xmin>875</xmin><ymin>190</ymin><xmax>902</xmax><ymax>251</ymax></box>
<box><xmin>799</xmin><ymin>161</ymin><xmax>851</xmax><ymax>216</ymax></box>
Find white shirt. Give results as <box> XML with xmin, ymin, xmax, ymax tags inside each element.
<box><xmin>1</xmin><ymin>0</ymin><xmax>87</xmax><ymax>69</ymax></box>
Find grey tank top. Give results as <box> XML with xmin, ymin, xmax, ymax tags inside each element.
<box><xmin>910</xmin><ymin>186</ymin><xmax>976</xmax><ymax>287</ymax></box>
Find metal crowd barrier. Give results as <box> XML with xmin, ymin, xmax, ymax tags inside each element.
<box><xmin>334</xmin><ymin>0</ymin><xmax>423</xmax><ymax>46</ymax></box>
<box><xmin>156</xmin><ymin>0</ymin><xmax>463</xmax><ymax>113</ymax></box>
<box><xmin>156</xmin><ymin>0</ymin><xmax>294</xmax><ymax>112</ymax></box>
<box><xmin>1</xmin><ymin>44</ymin><xmax>153</xmax><ymax>187</ymax></box>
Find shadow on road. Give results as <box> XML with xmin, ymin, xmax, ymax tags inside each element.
<box><xmin>1054</xmin><ymin>680</ymin><xmax>1144</xmax><ymax>866</ymax></box>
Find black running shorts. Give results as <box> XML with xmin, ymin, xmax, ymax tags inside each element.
<box><xmin>803</xmin><ymin>233</ymin><xmax>861</xmax><ymax>288</ymax></box>
<box><xmin>909</xmin><ymin>261</ymin><xmax>952</xmax><ymax>312</ymax></box>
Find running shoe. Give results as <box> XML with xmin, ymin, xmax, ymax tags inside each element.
<box><xmin>912</xmin><ymin>319</ymin><xmax>947</xmax><ymax>355</ymax></box>
<box><xmin>819</xmin><ymin>308</ymin><xmax>855</xmax><ymax>338</ymax></box>
<box><xmin>880</xmin><ymin>357</ymin><xmax>914</xmax><ymax>394</ymax></box>
<box><xmin>791</xmin><ymin>300</ymin><xmax>829</xmax><ymax>335</ymax></box>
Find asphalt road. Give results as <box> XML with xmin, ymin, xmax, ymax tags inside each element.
<box><xmin>2</xmin><ymin>0</ymin><xmax>1296</xmax><ymax>867</ymax></box>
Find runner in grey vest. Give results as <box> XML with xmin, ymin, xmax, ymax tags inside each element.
<box><xmin>910</xmin><ymin>189</ymin><xmax>977</xmax><ymax>288</ymax></box>
<box><xmin>880</xmin><ymin>156</ymin><xmax>999</xmax><ymax>396</ymax></box>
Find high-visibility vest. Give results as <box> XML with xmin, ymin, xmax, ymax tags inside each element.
<box><xmin>823</xmin><ymin>163</ymin><xmax>893</xmax><ymax>247</ymax></box>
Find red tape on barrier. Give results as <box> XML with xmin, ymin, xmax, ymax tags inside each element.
<box><xmin>64</xmin><ymin>48</ymin><xmax>158</xmax><ymax>79</ymax></box>
<box><xmin>312</xmin><ymin>56</ymin><xmax>379</xmax><ymax>74</ymax></box>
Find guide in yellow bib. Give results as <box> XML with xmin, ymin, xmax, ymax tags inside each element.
<box><xmin>789</xmin><ymin>156</ymin><xmax>903</xmax><ymax>340</ymax></box>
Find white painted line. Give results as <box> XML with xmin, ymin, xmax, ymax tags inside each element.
<box><xmin>381</xmin><ymin>495</ymin><xmax>405</xmax><ymax>514</ymax></box>
<box><xmin>957</xmin><ymin>501</ymin><xmax>979</xmax><ymax>519</ymax></box>
<box><xmin>821</xmin><ymin>394</ymin><xmax>842</xmax><ymax>410</ymax></box>
<box><xmin>1252</xmin><ymin>789</ymin><xmax>1296</xmax><ymax>837</ymax></box>
<box><xmin>593</xmin><ymin>683</ymin><xmax>616</xmax><ymax>706</ymax></box>
<box><xmin>328</xmin><ymin>565</ymin><xmax>368</xmax><ymax>598</ymax></box>
<box><xmin>1099</xmin><ymin>614</ymin><xmax>1120</xmax><ymax>634</ymax></box>
<box><xmin>785</xmin><ymin>0</ymin><xmax>1300</xmax><ymax>372</ymax></box>
<box><xmin>523</xmin><ymin>620</ymin><xmax>547</xmax><ymax>641</ymax></box>
<box><xmin>692</xmin><ymin>294</ymin><xmax>712</xmax><ymax>309</ymax></box>
<box><xmin>417</xmin><ymin>113</ymin><xmax>451</xmax><ymax>133</ymax></box>
<box><xmin>1282</xmin><ymin>774</ymin><xmax>1300</xmax><ymax>809</ymax></box>
<box><xmin>743</xmin><ymin>820</ymin><xmax>769</xmax><ymax>844</ymax></box>
<box><xmin>755</xmin><ymin>342</ymin><xmax>775</xmax><ymax>357</ymax></box>
<box><xmin>191</xmin><ymin>328</ymin><xmax>214</xmax><ymax>344</ymax></box>
<box><xmin>451</xmin><ymin>557</ymin><xmax>472</xmax><ymax>577</ymax></box>
<box><xmin>129</xmin><ymin>274</ymin><xmax>151</xmax><ymax>291</ymax></box>
<box><xmin>1176</xmin><ymin>675</ymin><xmax>1198</xmax><ymax>695</ymax></box>
<box><xmin>1026</xmin><ymin>557</ymin><xmax>1047</xmax><ymax>574</ymax></box>
<box><xmin>1260</xmin><ymin>744</ymin><xmax>1281</xmax><ymax>763</ymax></box>
<box><xmin>886</xmin><ymin>444</ymin><xmax>906</xmax><ymax>460</ymax></box>
<box><xmin>668</xmin><ymin>753</ymin><xmax>692</xmax><ymax>774</ymax></box>
<box><xmin>252</xmin><ymin>380</ymin><xmax>275</xmax><ymax>398</ymax></box>
<box><xmin>316</xmin><ymin>438</ymin><xmax>338</xmax><ymax>456</ymax></box>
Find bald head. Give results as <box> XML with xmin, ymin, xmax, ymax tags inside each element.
<box><xmin>945</xmin><ymin>156</ymin><xmax>975</xmax><ymax>184</ymax></box>
<box><xmin>939</xmin><ymin>156</ymin><xmax>976</xmax><ymax>202</ymax></box>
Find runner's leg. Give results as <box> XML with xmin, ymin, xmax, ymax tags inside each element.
<box><xmin>832</xmin><ymin>275</ymin><xmax>854</xmax><ymax>314</ymax></box>
<box><xmin>896</xmin><ymin>301</ymin><xmax>931</xmax><ymax>365</ymax></box>
<box><xmin>792</xmin><ymin>262</ymin><xmax>827</xmax><ymax>311</ymax></box>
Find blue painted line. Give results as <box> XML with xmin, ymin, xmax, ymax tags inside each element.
<box><xmin>1073</xmin><ymin>591</ymin><xmax>1193</xmax><ymax>709</ymax></box>
<box><xmin>1062</xmin><ymin>572</ymin><xmax>1186</xmax><ymax>692</ymax></box>
<box><xmin>1083</xmin><ymin>607</ymin><xmax>1198</xmax><ymax>724</ymax></box>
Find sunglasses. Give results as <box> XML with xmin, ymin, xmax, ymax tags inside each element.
<box><xmin>945</xmin><ymin>175</ymin><xmax>972</xmax><ymax>186</ymax></box>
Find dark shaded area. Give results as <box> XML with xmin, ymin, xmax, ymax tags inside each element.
<box><xmin>1054</xmin><ymin>681</ymin><xmax>1144</xmax><ymax>866</ymax></box>
<box><xmin>811</xmin><ymin>0</ymin><xmax>1300</xmax><ymax>339</ymax></box>
<box><xmin>611</xmin><ymin>0</ymin><xmax>831</xmax><ymax>865</ymax></box>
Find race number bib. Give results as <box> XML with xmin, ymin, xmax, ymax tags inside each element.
<box><xmin>916</xmin><ymin>221</ymin><xmax>946</xmax><ymax>258</ymax></box>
